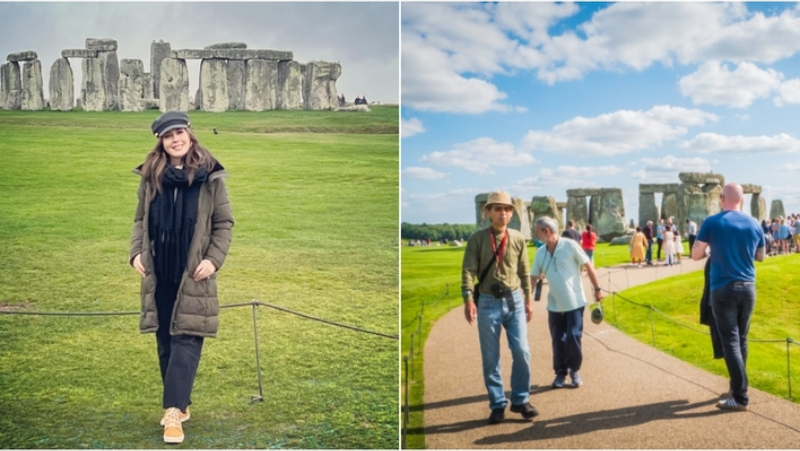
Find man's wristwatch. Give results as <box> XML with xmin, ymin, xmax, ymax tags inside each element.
<box><xmin>462</xmin><ymin>290</ymin><xmax>473</xmax><ymax>302</ymax></box>
<box><xmin>593</xmin><ymin>287</ymin><xmax>602</xmax><ymax>293</ymax></box>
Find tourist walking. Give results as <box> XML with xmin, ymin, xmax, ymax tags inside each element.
<box><xmin>656</xmin><ymin>219</ymin><xmax>665</xmax><ymax>261</ymax></box>
<box><xmin>530</xmin><ymin>216</ymin><xmax>604</xmax><ymax>389</ymax></box>
<box><xmin>561</xmin><ymin>220</ymin><xmax>581</xmax><ymax>242</ymax></box>
<box><xmin>643</xmin><ymin>220</ymin><xmax>655</xmax><ymax>265</ymax></box>
<box><xmin>580</xmin><ymin>224</ymin><xmax>597</xmax><ymax>263</ymax></box>
<box><xmin>130</xmin><ymin>111</ymin><xmax>234</xmax><ymax>444</ymax></box>
<box><xmin>692</xmin><ymin>183</ymin><xmax>765</xmax><ymax>412</ymax></box>
<box><xmin>629</xmin><ymin>227</ymin><xmax>647</xmax><ymax>267</ymax></box>
<box><xmin>686</xmin><ymin>218</ymin><xmax>698</xmax><ymax>250</ymax></box>
<box><xmin>461</xmin><ymin>191</ymin><xmax>538</xmax><ymax>424</ymax></box>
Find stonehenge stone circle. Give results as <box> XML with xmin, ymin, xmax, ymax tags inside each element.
<box><xmin>49</xmin><ymin>58</ymin><xmax>74</xmax><ymax>111</ymax></box>
<box><xmin>591</xmin><ymin>188</ymin><xmax>626</xmax><ymax>242</ymax></box>
<box><xmin>2</xmin><ymin>39</ymin><xmax>346</xmax><ymax>113</ymax></box>
<box><xmin>21</xmin><ymin>59</ymin><xmax>45</xmax><ymax>110</ymax></box>
<box><xmin>199</xmin><ymin>58</ymin><xmax>229</xmax><ymax>112</ymax></box>
<box><xmin>159</xmin><ymin>58</ymin><xmax>190</xmax><ymax>112</ymax></box>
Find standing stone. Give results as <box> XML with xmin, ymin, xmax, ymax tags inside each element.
<box><xmin>226</xmin><ymin>60</ymin><xmax>245</xmax><ymax>110</ymax></box>
<box><xmin>119</xmin><ymin>59</ymin><xmax>144</xmax><ymax>112</ymax></box>
<box><xmin>751</xmin><ymin>193</ymin><xmax>767</xmax><ymax>222</ymax></box>
<box><xmin>770</xmin><ymin>200</ymin><xmax>786</xmax><ymax>219</ymax></box>
<box><xmin>530</xmin><ymin>196</ymin><xmax>562</xmax><ymax>234</ymax></box>
<box><xmin>589</xmin><ymin>195</ymin><xmax>600</xmax><ymax>231</ymax></box>
<box><xmin>150</xmin><ymin>40</ymin><xmax>171</xmax><ymax>100</ymax></box>
<box><xmin>303</xmin><ymin>61</ymin><xmax>340</xmax><ymax>110</ymax></box>
<box><xmin>244</xmin><ymin>59</ymin><xmax>277</xmax><ymax>111</ymax></box>
<box><xmin>49</xmin><ymin>58</ymin><xmax>74</xmax><ymax>111</ymax></box>
<box><xmin>511</xmin><ymin>197</ymin><xmax>531</xmax><ymax>241</ymax></box>
<box><xmin>194</xmin><ymin>88</ymin><xmax>203</xmax><ymax>110</ymax></box>
<box><xmin>99</xmin><ymin>50</ymin><xmax>121</xmax><ymax>111</ymax></box>
<box><xmin>684</xmin><ymin>193</ymin><xmax>709</xmax><ymax>228</ymax></box>
<box><xmin>594</xmin><ymin>188</ymin><xmax>626</xmax><ymax>242</ymax></box>
<box><xmin>277</xmin><ymin>60</ymin><xmax>303</xmax><ymax>109</ymax></box>
<box><xmin>638</xmin><ymin>192</ymin><xmax>659</xmax><ymax>229</ymax></box>
<box><xmin>702</xmin><ymin>183</ymin><xmax>722</xmax><ymax>217</ymax></box>
<box><xmin>567</xmin><ymin>195</ymin><xmax>589</xmax><ymax>231</ymax></box>
<box><xmin>199</xmin><ymin>58</ymin><xmax>229</xmax><ymax>112</ymax></box>
<box><xmin>21</xmin><ymin>59</ymin><xmax>44</xmax><ymax>110</ymax></box>
<box><xmin>81</xmin><ymin>57</ymin><xmax>105</xmax><ymax>112</ymax></box>
<box><xmin>676</xmin><ymin>183</ymin><xmax>702</xmax><ymax>236</ymax></box>
<box><xmin>142</xmin><ymin>73</ymin><xmax>153</xmax><ymax>99</ymax></box>
<box><xmin>475</xmin><ymin>193</ymin><xmax>491</xmax><ymax>230</ymax></box>
<box><xmin>2</xmin><ymin>61</ymin><xmax>23</xmax><ymax>110</ymax></box>
<box><xmin>661</xmin><ymin>192</ymin><xmax>679</xmax><ymax>221</ymax></box>
<box><xmin>159</xmin><ymin>58</ymin><xmax>189</xmax><ymax>112</ymax></box>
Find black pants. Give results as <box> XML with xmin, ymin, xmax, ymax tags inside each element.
<box><xmin>155</xmin><ymin>281</ymin><xmax>204</xmax><ymax>411</ymax></box>
<box><xmin>688</xmin><ymin>234</ymin><xmax>696</xmax><ymax>251</ymax></box>
<box><xmin>656</xmin><ymin>237</ymin><xmax>663</xmax><ymax>260</ymax></box>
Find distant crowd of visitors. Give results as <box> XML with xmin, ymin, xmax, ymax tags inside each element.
<box><xmin>337</xmin><ymin>94</ymin><xmax>369</xmax><ymax>107</ymax></box>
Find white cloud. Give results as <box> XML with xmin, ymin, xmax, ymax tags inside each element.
<box><xmin>679</xmin><ymin>61</ymin><xmax>782</xmax><ymax>108</ymax></box>
<box><xmin>401</xmin><ymin>118</ymin><xmax>426</xmax><ymax>138</ymax></box>
<box><xmin>522</xmin><ymin>105</ymin><xmax>717</xmax><ymax>156</ymax></box>
<box><xmin>420</xmin><ymin>137</ymin><xmax>537</xmax><ymax>175</ymax></box>
<box><xmin>402</xmin><ymin>167</ymin><xmax>447</xmax><ymax>181</ymax></box>
<box><xmin>775</xmin><ymin>78</ymin><xmax>800</xmax><ymax>106</ymax></box>
<box><xmin>516</xmin><ymin>165</ymin><xmax>623</xmax><ymax>187</ymax></box>
<box><xmin>402</xmin><ymin>2</ymin><xmax>800</xmax><ymax>107</ymax></box>
<box><xmin>630</xmin><ymin>156</ymin><xmax>713</xmax><ymax>183</ymax></box>
<box><xmin>682</xmin><ymin>133</ymin><xmax>800</xmax><ymax>154</ymax></box>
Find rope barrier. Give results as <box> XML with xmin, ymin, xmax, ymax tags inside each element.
<box><xmin>0</xmin><ymin>299</ymin><xmax>398</xmax><ymax>340</ymax></box>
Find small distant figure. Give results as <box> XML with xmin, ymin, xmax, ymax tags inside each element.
<box><xmin>354</xmin><ymin>95</ymin><xmax>368</xmax><ymax>105</ymax></box>
<box><xmin>338</xmin><ymin>94</ymin><xmax>346</xmax><ymax>107</ymax></box>
<box><xmin>213</xmin><ymin>128</ymin><xmax>218</xmax><ymax>135</ymax></box>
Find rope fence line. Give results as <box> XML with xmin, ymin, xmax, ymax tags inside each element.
<box><xmin>1</xmin><ymin>298</ymin><xmax>396</xmax><ymax>406</ymax></box>
<box><xmin>603</xmin><ymin>287</ymin><xmax>800</xmax><ymax>401</ymax></box>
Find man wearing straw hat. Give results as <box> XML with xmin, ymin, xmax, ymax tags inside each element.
<box><xmin>461</xmin><ymin>190</ymin><xmax>538</xmax><ymax>424</ymax></box>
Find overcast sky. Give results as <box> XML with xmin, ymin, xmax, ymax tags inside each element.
<box><xmin>0</xmin><ymin>2</ymin><xmax>399</xmax><ymax>104</ymax></box>
<box><xmin>402</xmin><ymin>2</ymin><xmax>800</xmax><ymax>224</ymax></box>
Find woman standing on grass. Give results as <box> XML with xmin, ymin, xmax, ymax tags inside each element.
<box><xmin>663</xmin><ymin>225</ymin><xmax>675</xmax><ymax>266</ymax></box>
<box><xmin>629</xmin><ymin>227</ymin><xmax>647</xmax><ymax>267</ymax></box>
<box><xmin>580</xmin><ymin>224</ymin><xmax>597</xmax><ymax>263</ymax></box>
<box><xmin>130</xmin><ymin>111</ymin><xmax>234</xmax><ymax>445</ymax></box>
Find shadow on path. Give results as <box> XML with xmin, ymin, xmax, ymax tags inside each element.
<box><xmin>413</xmin><ymin>398</ymin><xmax>722</xmax><ymax>441</ymax></box>
<box><xmin>410</xmin><ymin>386</ymin><xmax>550</xmax><ymax>412</ymax></box>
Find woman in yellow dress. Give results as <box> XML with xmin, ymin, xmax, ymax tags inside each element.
<box><xmin>629</xmin><ymin>226</ymin><xmax>647</xmax><ymax>267</ymax></box>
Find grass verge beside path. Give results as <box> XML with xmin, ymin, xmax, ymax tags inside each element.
<box><xmin>609</xmin><ymin>252</ymin><xmax>800</xmax><ymax>401</ymax></box>
<box><xmin>400</xmin><ymin>239</ymin><xmax>687</xmax><ymax>449</ymax></box>
<box><xmin>0</xmin><ymin>108</ymin><xmax>398</xmax><ymax>449</ymax></box>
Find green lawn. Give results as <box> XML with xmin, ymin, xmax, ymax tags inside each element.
<box><xmin>0</xmin><ymin>108</ymin><xmax>399</xmax><ymax>449</ymax></box>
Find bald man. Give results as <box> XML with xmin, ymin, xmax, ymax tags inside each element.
<box><xmin>692</xmin><ymin>183</ymin><xmax>765</xmax><ymax>412</ymax></box>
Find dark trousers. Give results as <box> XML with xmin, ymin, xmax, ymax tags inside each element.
<box><xmin>645</xmin><ymin>240</ymin><xmax>653</xmax><ymax>264</ymax></box>
<box><xmin>155</xmin><ymin>281</ymin><xmax>204</xmax><ymax>411</ymax></box>
<box><xmin>711</xmin><ymin>281</ymin><xmax>755</xmax><ymax>406</ymax></box>
<box><xmin>688</xmin><ymin>234</ymin><xmax>696</xmax><ymax>251</ymax></box>
<box><xmin>548</xmin><ymin>307</ymin><xmax>585</xmax><ymax>375</ymax></box>
<box><xmin>656</xmin><ymin>237</ymin><xmax>663</xmax><ymax>260</ymax></box>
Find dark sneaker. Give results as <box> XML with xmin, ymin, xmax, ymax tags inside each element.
<box><xmin>488</xmin><ymin>408</ymin><xmax>505</xmax><ymax>424</ymax></box>
<box><xmin>510</xmin><ymin>402</ymin><xmax>539</xmax><ymax>420</ymax></box>
<box><xmin>551</xmin><ymin>374</ymin><xmax>566</xmax><ymax>388</ymax></box>
<box><xmin>719</xmin><ymin>390</ymin><xmax>732</xmax><ymax>400</ymax></box>
<box><xmin>717</xmin><ymin>397</ymin><xmax>747</xmax><ymax>412</ymax></box>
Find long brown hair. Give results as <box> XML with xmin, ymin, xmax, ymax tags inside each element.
<box><xmin>140</xmin><ymin>128</ymin><xmax>217</xmax><ymax>198</ymax></box>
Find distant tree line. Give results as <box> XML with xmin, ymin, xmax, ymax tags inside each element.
<box><xmin>401</xmin><ymin>222</ymin><xmax>478</xmax><ymax>241</ymax></box>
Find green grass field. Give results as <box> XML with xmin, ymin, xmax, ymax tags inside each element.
<box><xmin>0</xmin><ymin>108</ymin><xmax>399</xmax><ymax>449</ymax></box>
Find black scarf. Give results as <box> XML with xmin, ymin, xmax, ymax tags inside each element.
<box><xmin>149</xmin><ymin>166</ymin><xmax>208</xmax><ymax>284</ymax></box>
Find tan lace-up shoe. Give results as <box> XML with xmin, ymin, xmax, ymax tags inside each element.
<box><xmin>161</xmin><ymin>407</ymin><xmax>190</xmax><ymax>426</ymax></box>
<box><xmin>162</xmin><ymin>407</ymin><xmax>185</xmax><ymax>444</ymax></box>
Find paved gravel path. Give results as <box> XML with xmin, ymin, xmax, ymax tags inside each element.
<box><xmin>421</xmin><ymin>258</ymin><xmax>800</xmax><ymax>448</ymax></box>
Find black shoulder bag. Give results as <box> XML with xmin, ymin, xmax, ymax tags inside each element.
<box><xmin>471</xmin><ymin>253</ymin><xmax>496</xmax><ymax>306</ymax></box>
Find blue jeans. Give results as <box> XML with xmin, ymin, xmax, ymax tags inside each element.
<box><xmin>711</xmin><ymin>281</ymin><xmax>755</xmax><ymax>406</ymax></box>
<box><xmin>477</xmin><ymin>290</ymin><xmax>531</xmax><ymax>410</ymax></box>
<box><xmin>583</xmin><ymin>249</ymin><xmax>594</xmax><ymax>263</ymax></box>
<box><xmin>548</xmin><ymin>307</ymin><xmax>585</xmax><ymax>375</ymax></box>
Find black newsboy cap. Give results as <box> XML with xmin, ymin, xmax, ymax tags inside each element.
<box><xmin>151</xmin><ymin>111</ymin><xmax>191</xmax><ymax>137</ymax></box>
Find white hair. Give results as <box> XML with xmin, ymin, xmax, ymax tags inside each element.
<box><xmin>534</xmin><ymin>216</ymin><xmax>558</xmax><ymax>233</ymax></box>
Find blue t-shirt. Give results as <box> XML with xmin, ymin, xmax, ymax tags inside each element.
<box><xmin>696</xmin><ymin>211</ymin><xmax>765</xmax><ymax>291</ymax></box>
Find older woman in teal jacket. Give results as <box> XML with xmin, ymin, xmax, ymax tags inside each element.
<box><xmin>130</xmin><ymin>111</ymin><xmax>233</xmax><ymax>445</ymax></box>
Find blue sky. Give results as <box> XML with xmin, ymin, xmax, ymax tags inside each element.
<box><xmin>401</xmin><ymin>2</ymin><xmax>800</xmax><ymax>225</ymax></box>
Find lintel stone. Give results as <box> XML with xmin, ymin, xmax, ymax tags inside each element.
<box><xmin>62</xmin><ymin>49</ymin><xmax>98</xmax><ymax>58</ymax></box>
<box><xmin>741</xmin><ymin>184</ymin><xmax>762</xmax><ymax>194</ymax></box>
<box><xmin>7</xmin><ymin>51</ymin><xmax>38</xmax><ymax>62</ymax></box>
<box><xmin>170</xmin><ymin>49</ymin><xmax>293</xmax><ymax>61</ymax></box>
<box><xmin>639</xmin><ymin>183</ymin><xmax>679</xmax><ymax>194</ymax></box>
<box><xmin>566</xmin><ymin>188</ymin><xmax>600</xmax><ymax>197</ymax></box>
<box><xmin>86</xmin><ymin>38</ymin><xmax>118</xmax><ymax>51</ymax></box>
<box><xmin>205</xmin><ymin>43</ymin><xmax>247</xmax><ymax>50</ymax></box>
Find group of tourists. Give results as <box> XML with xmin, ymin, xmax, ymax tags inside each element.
<box><xmin>629</xmin><ymin>217</ymin><xmax>694</xmax><ymax>267</ymax></box>
<box><xmin>460</xmin><ymin>184</ymin><xmax>765</xmax><ymax>423</ymax></box>
<box><xmin>764</xmin><ymin>215</ymin><xmax>800</xmax><ymax>255</ymax></box>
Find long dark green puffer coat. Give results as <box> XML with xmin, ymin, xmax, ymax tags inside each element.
<box><xmin>130</xmin><ymin>165</ymin><xmax>234</xmax><ymax>337</ymax></box>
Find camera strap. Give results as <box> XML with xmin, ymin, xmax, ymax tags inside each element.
<box><xmin>489</xmin><ymin>228</ymin><xmax>508</xmax><ymax>276</ymax></box>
